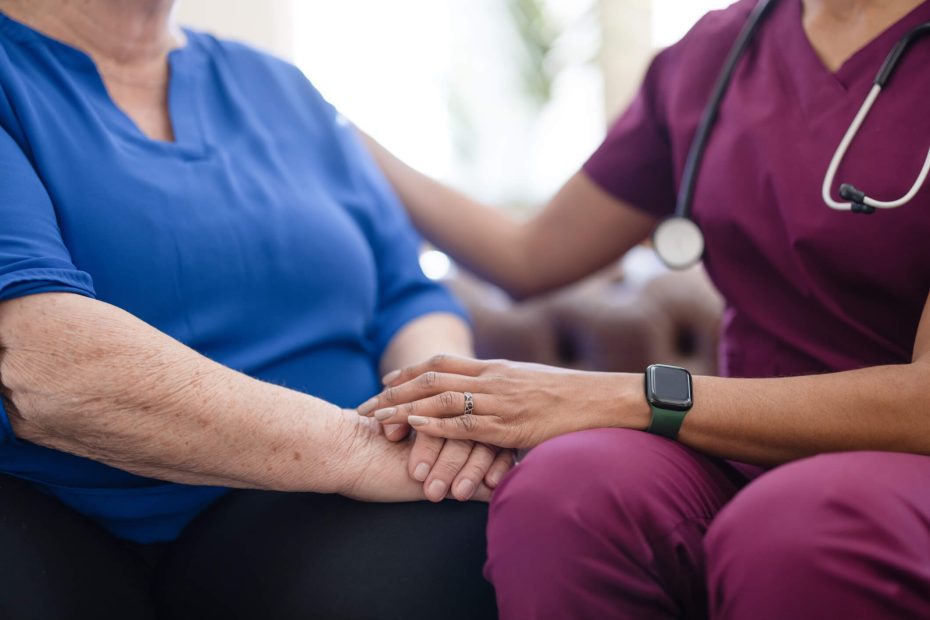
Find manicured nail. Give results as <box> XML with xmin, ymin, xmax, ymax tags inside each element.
<box><xmin>413</xmin><ymin>463</ymin><xmax>430</xmax><ymax>481</ymax></box>
<box><xmin>384</xmin><ymin>424</ymin><xmax>402</xmax><ymax>436</ymax></box>
<box><xmin>357</xmin><ymin>397</ymin><xmax>378</xmax><ymax>416</ymax></box>
<box><xmin>382</xmin><ymin>369</ymin><xmax>401</xmax><ymax>385</ymax></box>
<box><xmin>428</xmin><ymin>479</ymin><xmax>447</xmax><ymax>500</ymax></box>
<box><xmin>408</xmin><ymin>416</ymin><xmax>429</xmax><ymax>427</ymax></box>
<box><xmin>456</xmin><ymin>479</ymin><xmax>476</xmax><ymax>500</ymax></box>
<box><xmin>374</xmin><ymin>407</ymin><xmax>396</xmax><ymax>422</ymax></box>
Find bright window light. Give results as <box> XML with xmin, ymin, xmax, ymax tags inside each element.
<box><xmin>292</xmin><ymin>0</ymin><xmax>603</xmax><ymax>204</ymax></box>
<box><xmin>652</xmin><ymin>0</ymin><xmax>734</xmax><ymax>48</ymax></box>
<box><xmin>419</xmin><ymin>250</ymin><xmax>453</xmax><ymax>281</ymax></box>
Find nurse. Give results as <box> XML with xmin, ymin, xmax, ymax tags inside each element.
<box><xmin>360</xmin><ymin>0</ymin><xmax>930</xmax><ymax>617</ymax></box>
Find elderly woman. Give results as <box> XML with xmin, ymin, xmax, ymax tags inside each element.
<box><xmin>0</xmin><ymin>0</ymin><xmax>510</xmax><ymax>618</ymax></box>
<box><xmin>361</xmin><ymin>0</ymin><xmax>930</xmax><ymax>618</ymax></box>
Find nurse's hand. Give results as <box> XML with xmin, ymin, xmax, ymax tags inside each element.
<box><xmin>359</xmin><ymin>415</ymin><xmax>515</xmax><ymax>502</ymax></box>
<box><xmin>359</xmin><ymin>355</ymin><xmax>650</xmax><ymax>449</ymax></box>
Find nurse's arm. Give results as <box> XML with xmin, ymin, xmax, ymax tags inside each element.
<box><xmin>676</xmin><ymin>294</ymin><xmax>930</xmax><ymax>464</ymax></box>
<box><xmin>0</xmin><ymin>292</ymin><xmax>437</xmax><ymax>501</ymax></box>
<box><xmin>360</xmin><ymin>131</ymin><xmax>655</xmax><ymax>300</ymax></box>
<box><xmin>368</xmin><ymin>293</ymin><xmax>930</xmax><ymax>465</ymax></box>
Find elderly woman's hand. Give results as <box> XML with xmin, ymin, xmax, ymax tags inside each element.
<box><xmin>342</xmin><ymin>410</ymin><xmax>502</xmax><ymax>503</ymax></box>
<box><xmin>359</xmin><ymin>355</ymin><xmax>650</xmax><ymax>449</ymax></box>
<box><xmin>356</xmin><ymin>412</ymin><xmax>515</xmax><ymax>502</ymax></box>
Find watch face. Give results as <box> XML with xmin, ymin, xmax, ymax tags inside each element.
<box><xmin>647</xmin><ymin>365</ymin><xmax>693</xmax><ymax>411</ymax></box>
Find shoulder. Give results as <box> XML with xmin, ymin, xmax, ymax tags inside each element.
<box><xmin>185</xmin><ymin>30</ymin><xmax>298</xmax><ymax>78</ymax></box>
<box><xmin>183</xmin><ymin>29</ymin><xmax>330</xmax><ymax>110</ymax></box>
<box><xmin>646</xmin><ymin>0</ymin><xmax>757</xmax><ymax>117</ymax></box>
<box><xmin>655</xmin><ymin>0</ymin><xmax>755</xmax><ymax>73</ymax></box>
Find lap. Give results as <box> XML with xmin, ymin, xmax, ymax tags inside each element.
<box><xmin>0</xmin><ymin>475</ymin><xmax>157</xmax><ymax>620</ymax></box>
<box><xmin>487</xmin><ymin>429</ymin><xmax>748</xmax><ymax>619</ymax></box>
<box><xmin>492</xmin><ymin>429</ymin><xmax>747</xmax><ymax>532</ymax></box>
<box><xmin>711</xmin><ymin>450</ymin><xmax>930</xmax><ymax>540</ymax></box>
<box><xmin>157</xmin><ymin>490</ymin><xmax>497</xmax><ymax>620</ymax></box>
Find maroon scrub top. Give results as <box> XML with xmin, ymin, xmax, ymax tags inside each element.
<box><xmin>584</xmin><ymin>0</ymin><xmax>930</xmax><ymax>378</ymax></box>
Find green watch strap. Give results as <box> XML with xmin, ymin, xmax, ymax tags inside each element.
<box><xmin>647</xmin><ymin>404</ymin><xmax>688</xmax><ymax>440</ymax></box>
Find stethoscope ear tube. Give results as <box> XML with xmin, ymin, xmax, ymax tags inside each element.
<box><xmin>874</xmin><ymin>23</ymin><xmax>930</xmax><ymax>87</ymax></box>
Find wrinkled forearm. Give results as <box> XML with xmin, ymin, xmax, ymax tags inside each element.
<box><xmin>0</xmin><ymin>293</ymin><xmax>364</xmax><ymax>493</ymax></box>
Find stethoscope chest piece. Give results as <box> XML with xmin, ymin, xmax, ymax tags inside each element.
<box><xmin>653</xmin><ymin>216</ymin><xmax>705</xmax><ymax>270</ymax></box>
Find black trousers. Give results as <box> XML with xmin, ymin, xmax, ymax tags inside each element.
<box><xmin>0</xmin><ymin>475</ymin><xmax>497</xmax><ymax>619</ymax></box>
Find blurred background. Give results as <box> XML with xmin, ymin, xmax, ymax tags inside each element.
<box><xmin>178</xmin><ymin>0</ymin><xmax>729</xmax><ymax>209</ymax></box>
<box><xmin>176</xmin><ymin>0</ymin><xmax>730</xmax><ymax>374</ymax></box>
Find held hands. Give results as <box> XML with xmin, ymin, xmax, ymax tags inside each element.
<box><xmin>350</xmin><ymin>409</ymin><xmax>515</xmax><ymax>503</ymax></box>
<box><xmin>358</xmin><ymin>355</ymin><xmax>650</xmax><ymax>449</ymax></box>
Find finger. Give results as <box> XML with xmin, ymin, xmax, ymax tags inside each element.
<box><xmin>380</xmin><ymin>354</ymin><xmax>489</xmax><ymax>388</ymax></box>
<box><xmin>484</xmin><ymin>449</ymin><xmax>516</xmax><ymax>488</ymax></box>
<box><xmin>359</xmin><ymin>372</ymin><xmax>481</xmax><ymax>417</ymax></box>
<box><xmin>423</xmin><ymin>439</ymin><xmax>473</xmax><ymax>503</ymax></box>
<box><xmin>382</xmin><ymin>423</ymin><xmax>410</xmax><ymax>442</ymax></box>
<box><xmin>408</xmin><ymin>432</ymin><xmax>444</xmax><ymax>481</ymax></box>
<box><xmin>471</xmin><ymin>482</ymin><xmax>493</xmax><ymax>503</ymax></box>
<box><xmin>408</xmin><ymin>413</ymin><xmax>496</xmax><ymax>444</ymax></box>
<box><xmin>451</xmin><ymin>443</ymin><xmax>497</xmax><ymax>501</ymax></box>
<box><xmin>373</xmin><ymin>391</ymin><xmax>497</xmax><ymax>426</ymax></box>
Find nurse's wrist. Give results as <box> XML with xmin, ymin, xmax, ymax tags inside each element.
<box><xmin>603</xmin><ymin>372</ymin><xmax>652</xmax><ymax>432</ymax></box>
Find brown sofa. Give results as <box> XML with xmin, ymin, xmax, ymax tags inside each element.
<box><xmin>446</xmin><ymin>259</ymin><xmax>724</xmax><ymax>377</ymax></box>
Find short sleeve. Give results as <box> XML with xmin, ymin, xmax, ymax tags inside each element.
<box><xmin>303</xmin><ymin>88</ymin><xmax>469</xmax><ymax>360</ymax></box>
<box><xmin>582</xmin><ymin>50</ymin><xmax>678</xmax><ymax>219</ymax></box>
<box><xmin>0</xmin><ymin>126</ymin><xmax>95</xmax><ymax>303</ymax></box>
<box><xmin>341</xmin><ymin>122</ymin><xmax>468</xmax><ymax>358</ymax></box>
<box><xmin>0</xmin><ymin>126</ymin><xmax>95</xmax><ymax>444</ymax></box>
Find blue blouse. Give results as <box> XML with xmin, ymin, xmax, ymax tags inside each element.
<box><xmin>0</xmin><ymin>14</ymin><xmax>465</xmax><ymax>543</ymax></box>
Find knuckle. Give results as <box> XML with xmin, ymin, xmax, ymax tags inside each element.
<box><xmin>437</xmin><ymin>391</ymin><xmax>457</xmax><ymax>410</ymax></box>
<box><xmin>421</xmin><ymin>371</ymin><xmax>440</xmax><ymax>388</ymax></box>
<box><xmin>413</xmin><ymin>434</ymin><xmax>442</xmax><ymax>455</ymax></box>
<box><xmin>383</xmin><ymin>386</ymin><xmax>399</xmax><ymax>404</ymax></box>
<box><xmin>402</xmin><ymin>401</ymin><xmax>418</xmax><ymax>416</ymax></box>
<box><xmin>458</xmin><ymin>414</ymin><xmax>479</xmax><ymax>433</ymax></box>
<box><xmin>429</xmin><ymin>354</ymin><xmax>449</xmax><ymax>368</ymax></box>
<box><xmin>433</xmin><ymin>458</ymin><xmax>464</xmax><ymax>478</ymax></box>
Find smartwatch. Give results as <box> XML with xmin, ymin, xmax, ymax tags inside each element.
<box><xmin>644</xmin><ymin>364</ymin><xmax>693</xmax><ymax>439</ymax></box>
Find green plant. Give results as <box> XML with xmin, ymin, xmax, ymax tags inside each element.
<box><xmin>506</xmin><ymin>0</ymin><xmax>561</xmax><ymax>107</ymax></box>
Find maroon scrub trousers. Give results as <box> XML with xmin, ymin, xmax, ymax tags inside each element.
<box><xmin>485</xmin><ymin>0</ymin><xmax>930</xmax><ymax>617</ymax></box>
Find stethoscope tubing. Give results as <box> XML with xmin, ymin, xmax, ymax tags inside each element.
<box><xmin>674</xmin><ymin>0</ymin><xmax>778</xmax><ymax>219</ymax></box>
<box><xmin>822</xmin><ymin>84</ymin><xmax>930</xmax><ymax>211</ymax></box>
<box><xmin>676</xmin><ymin>1</ymin><xmax>930</xmax><ymax>220</ymax></box>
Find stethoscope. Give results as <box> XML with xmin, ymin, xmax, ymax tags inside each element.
<box><xmin>653</xmin><ymin>0</ymin><xmax>930</xmax><ymax>270</ymax></box>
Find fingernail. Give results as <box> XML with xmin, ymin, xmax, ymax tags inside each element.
<box><xmin>428</xmin><ymin>479</ymin><xmax>447</xmax><ymax>500</ymax></box>
<box><xmin>408</xmin><ymin>416</ymin><xmax>429</xmax><ymax>427</ymax></box>
<box><xmin>374</xmin><ymin>407</ymin><xmax>396</xmax><ymax>421</ymax></box>
<box><xmin>487</xmin><ymin>470</ymin><xmax>503</xmax><ymax>487</ymax></box>
<box><xmin>382</xmin><ymin>369</ymin><xmax>401</xmax><ymax>385</ymax></box>
<box><xmin>456</xmin><ymin>479</ymin><xmax>476</xmax><ymax>500</ymax></box>
<box><xmin>413</xmin><ymin>462</ymin><xmax>430</xmax><ymax>481</ymax></box>
<box><xmin>357</xmin><ymin>397</ymin><xmax>378</xmax><ymax>416</ymax></box>
<box><xmin>384</xmin><ymin>424</ymin><xmax>402</xmax><ymax>436</ymax></box>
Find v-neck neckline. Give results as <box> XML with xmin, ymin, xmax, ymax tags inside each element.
<box><xmin>779</xmin><ymin>0</ymin><xmax>930</xmax><ymax>95</ymax></box>
<box><xmin>0</xmin><ymin>11</ymin><xmax>208</xmax><ymax>160</ymax></box>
